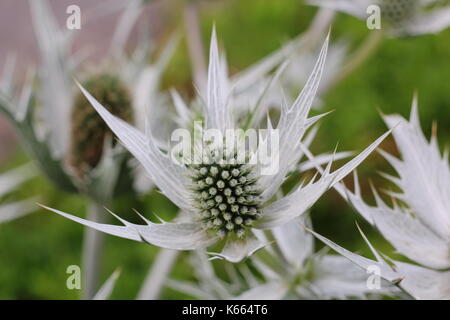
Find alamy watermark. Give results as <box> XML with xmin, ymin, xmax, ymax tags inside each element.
<box><xmin>366</xmin><ymin>265</ymin><xmax>381</xmax><ymax>290</ymax></box>
<box><xmin>66</xmin><ymin>5</ymin><xmax>81</xmax><ymax>30</ymax></box>
<box><xmin>66</xmin><ymin>265</ymin><xmax>81</xmax><ymax>290</ymax></box>
<box><xmin>366</xmin><ymin>5</ymin><xmax>382</xmax><ymax>30</ymax></box>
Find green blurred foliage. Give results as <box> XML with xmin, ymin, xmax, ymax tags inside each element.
<box><xmin>0</xmin><ymin>0</ymin><xmax>449</xmax><ymax>299</ymax></box>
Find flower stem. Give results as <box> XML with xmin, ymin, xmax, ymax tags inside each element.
<box><xmin>137</xmin><ymin>249</ymin><xmax>180</xmax><ymax>300</ymax></box>
<box><xmin>81</xmin><ymin>199</ymin><xmax>105</xmax><ymax>299</ymax></box>
<box><xmin>304</xmin><ymin>8</ymin><xmax>336</xmax><ymax>48</ymax></box>
<box><xmin>324</xmin><ymin>29</ymin><xmax>385</xmax><ymax>92</ymax></box>
<box><xmin>184</xmin><ymin>0</ymin><xmax>207</xmax><ymax>90</ymax></box>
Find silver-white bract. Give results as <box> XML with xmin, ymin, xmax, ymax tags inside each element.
<box><xmin>310</xmin><ymin>0</ymin><xmax>450</xmax><ymax>36</ymax></box>
<box><xmin>310</xmin><ymin>99</ymin><xmax>450</xmax><ymax>299</ymax></box>
<box><xmin>240</xmin><ymin>217</ymin><xmax>395</xmax><ymax>299</ymax></box>
<box><xmin>168</xmin><ymin>217</ymin><xmax>394</xmax><ymax>300</ymax></box>
<box><xmin>0</xmin><ymin>166</ymin><xmax>37</xmax><ymax>224</ymax></box>
<box><xmin>92</xmin><ymin>269</ymin><xmax>121</xmax><ymax>300</ymax></box>
<box><xmin>229</xmin><ymin>35</ymin><xmax>348</xmax><ymax>119</ymax></box>
<box><xmin>42</xmin><ymin>29</ymin><xmax>392</xmax><ymax>263</ymax></box>
<box><xmin>178</xmin><ymin>32</ymin><xmax>348</xmax><ymax>130</ymax></box>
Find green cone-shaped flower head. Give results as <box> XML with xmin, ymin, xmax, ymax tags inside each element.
<box><xmin>69</xmin><ymin>73</ymin><xmax>133</xmax><ymax>177</ymax></box>
<box><xmin>190</xmin><ymin>158</ymin><xmax>261</xmax><ymax>239</ymax></box>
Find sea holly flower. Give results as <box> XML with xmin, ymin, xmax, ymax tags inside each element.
<box><xmin>354</xmin><ymin>100</ymin><xmax>450</xmax><ymax>270</ymax></box>
<box><xmin>42</xmin><ymin>29</ymin><xmax>392</xmax><ymax>263</ymax></box>
<box><xmin>0</xmin><ymin>0</ymin><xmax>176</xmax><ymax>299</ymax></box>
<box><xmin>0</xmin><ymin>0</ymin><xmax>176</xmax><ymax>200</ymax></box>
<box><xmin>310</xmin><ymin>0</ymin><xmax>450</xmax><ymax>36</ymax></box>
<box><xmin>0</xmin><ymin>165</ymin><xmax>37</xmax><ymax>224</ymax></box>
<box><xmin>308</xmin><ymin>98</ymin><xmax>450</xmax><ymax>299</ymax></box>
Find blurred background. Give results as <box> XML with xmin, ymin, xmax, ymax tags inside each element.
<box><xmin>0</xmin><ymin>0</ymin><xmax>449</xmax><ymax>299</ymax></box>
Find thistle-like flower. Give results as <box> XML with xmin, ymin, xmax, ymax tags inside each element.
<box><xmin>0</xmin><ymin>165</ymin><xmax>37</xmax><ymax>224</ymax></box>
<box><xmin>42</xmin><ymin>29</ymin><xmax>392</xmax><ymax>262</ymax></box>
<box><xmin>0</xmin><ymin>0</ymin><xmax>177</xmax><ymax>298</ymax></box>
<box><xmin>308</xmin><ymin>98</ymin><xmax>450</xmax><ymax>299</ymax></box>
<box><xmin>0</xmin><ymin>0</ymin><xmax>176</xmax><ymax>200</ymax></box>
<box><xmin>310</xmin><ymin>0</ymin><xmax>450</xmax><ymax>36</ymax></box>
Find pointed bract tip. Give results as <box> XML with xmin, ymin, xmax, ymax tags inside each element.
<box><xmin>392</xmin><ymin>277</ymin><xmax>404</xmax><ymax>285</ymax></box>
<box><xmin>333</xmin><ymin>141</ymin><xmax>340</xmax><ymax>155</ymax></box>
<box><xmin>104</xmin><ymin>207</ymin><xmax>127</xmax><ymax>224</ymax></box>
<box><xmin>375</xmin><ymin>105</ymin><xmax>386</xmax><ymax>119</ymax></box>
<box><xmin>37</xmin><ymin>202</ymin><xmax>48</xmax><ymax>210</ymax></box>
<box><xmin>74</xmin><ymin>78</ymin><xmax>82</xmax><ymax>88</ymax></box>
<box><xmin>132</xmin><ymin>208</ymin><xmax>150</xmax><ymax>224</ymax></box>
<box><xmin>302</xmin><ymin>224</ymin><xmax>314</xmax><ymax>233</ymax></box>
<box><xmin>431</xmin><ymin>121</ymin><xmax>438</xmax><ymax>137</ymax></box>
<box><xmin>367</xmin><ymin>178</ymin><xmax>382</xmax><ymax>200</ymax></box>
<box><xmin>211</xmin><ymin>24</ymin><xmax>217</xmax><ymax>44</ymax></box>
<box><xmin>354</xmin><ymin>220</ymin><xmax>364</xmax><ymax>234</ymax></box>
<box><xmin>409</xmin><ymin>93</ymin><xmax>420</xmax><ymax>123</ymax></box>
<box><xmin>326</xmin><ymin>25</ymin><xmax>332</xmax><ymax>39</ymax></box>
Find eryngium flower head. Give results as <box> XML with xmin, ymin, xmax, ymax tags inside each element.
<box><xmin>380</xmin><ymin>0</ymin><xmax>420</xmax><ymax>27</ymax></box>
<box><xmin>69</xmin><ymin>73</ymin><xmax>133</xmax><ymax>178</ymax></box>
<box><xmin>42</xmin><ymin>29</ymin><xmax>392</xmax><ymax>262</ymax></box>
<box><xmin>190</xmin><ymin>162</ymin><xmax>261</xmax><ymax>239</ymax></box>
<box><xmin>0</xmin><ymin>0</ymin><xmax>176</xmax><ymax>198</ymax></box>
<box><xmin>309</xmin><ymin>98</ymin><xmax>450</xmax><ymax>299</ymax></box>
<box><xmin>310</xmin><ymin>0</ymin><xmax>450</xmax><ymax>36</ymax></box>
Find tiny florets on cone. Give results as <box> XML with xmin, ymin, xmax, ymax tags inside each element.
<box><xmin>190</xmin><ymin>160</ymin><xmax>261</xmax><ymax>239</ymax></box>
